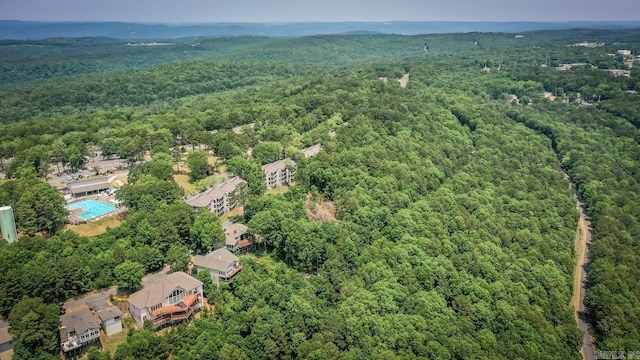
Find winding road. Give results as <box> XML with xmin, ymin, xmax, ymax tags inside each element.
<box><xmin>568</xmin><ymin>177</ymin><xmax>596</xmax><ymax>360</ymax></box>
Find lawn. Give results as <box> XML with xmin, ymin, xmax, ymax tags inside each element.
<box><xmin>66</xmin><ymin>216</ymin><xmax>122</xmax><ymax>237</ymax></box>
<box><xmin>265</xmin><ymin>186</ymin><xmax>291</xmax><ymax>195</ymax></box>
<box><xmin>101</xmin><ymin>316</ymin><xmax>137</xmax><ymax>354</ymax></box>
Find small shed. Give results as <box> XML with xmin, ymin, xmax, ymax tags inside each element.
<box><xmin>96</xmin><ymin>306</ymin><xmax>123</xmax><ymax>336</ymax></box>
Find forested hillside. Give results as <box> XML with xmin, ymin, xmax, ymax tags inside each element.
<box><xmin>1</xmin><ymin>29</ymin><xmax>639</xmax><ymax>359</ymax></box>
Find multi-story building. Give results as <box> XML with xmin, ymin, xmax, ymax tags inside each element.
<box><xmin>262</xmin><ymin>158</ymin><xmax>296</xmax><ymax>190</ymax></box>
<box><xmin>185</xmin><ymin>176</ymin><xmax>246</xmax><ymax>216</ymax></box>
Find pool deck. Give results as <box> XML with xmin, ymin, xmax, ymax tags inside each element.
<box><xmin>67</xmin><ymin>195</ymin><xmax>124</xmax><ymax>224</ymax></box>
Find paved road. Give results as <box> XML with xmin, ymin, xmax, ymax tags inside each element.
<box><xmin>64</xmin><ymin>266</ymin><xmax>171</xmax><ymax>310</ymax></box>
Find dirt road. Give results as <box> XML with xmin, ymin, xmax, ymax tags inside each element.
<box><xmin>569</xmin><ymin>181</ymin><xmax>596</xmax><ymax>360</ymax></box>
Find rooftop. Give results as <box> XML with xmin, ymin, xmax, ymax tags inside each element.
<box><xmin>301</xmin><ymin>143</ymin><xmax>322</xmax><ymax>158</ymax></box>
<box><xmin>193</xmin><ymin>248</ymin><xmax>239</xmax><ymax>273</ymax></box>
<box><xmin>185</xmin><ymin>176</ymin><xmax>246</xmax><ymax>208</ymax></box>
<box><xmin>223</xmin><ymin>221</ymin><xmax>249</xmax><ymax>246</ymax></box>
<box><xmin>128</xmin><ymin>272</ymin><xmax>203</xmax><ymax>309</ymax></box>
<box><xmin>67</xmin><ymin>177</ymin><xmax>111</xmax><ymax>194</ymax></box>
<box><xmin>96</xmin><ymin>306</ymin><xmax>122</xmax><ymax>322</ymax></box>
<box><xmin>262</xmin><ymin>158</ymin><xmax>296</xmax><ymax>174</ymax></box>
<box><xmin>231</xmin><ymin>123</ymin><xmax>255</xmax><ymax>134</ymax></box>
<box><xmin>60</xmin><ymin>308</ymin><xmax>99</xmax><ymax>337</ymax></box>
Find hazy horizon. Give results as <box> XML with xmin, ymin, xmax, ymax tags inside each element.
<box><xmin>1</xmin><ymin>0</ymin><xmax>639</xmax><ymax>24</ymax></box>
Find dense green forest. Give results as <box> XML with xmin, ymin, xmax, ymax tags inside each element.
<box><xmin>1</xmin><ymin>29</ymin><xmax>639</xmax><ymax>359</ymax></box>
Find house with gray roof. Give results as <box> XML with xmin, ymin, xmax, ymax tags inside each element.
<box><xmin>59</xmin><ymin>308</ymin><xmax>101</xmax><ymax>357</ymax></box>
<box><xmin>185</xmin><ymin>176</ymin><xmax>246</xmax><ymax>216</ymax></box>
<box><xmin>193</xmin><ymin>248</ymin><xmax>242</xmax><ymax>283</ymax></box>
<box><xmin>127</xmin><ymin>272</ymin><xmax>203</xmax><ymax>329</ymax></box>
<box><xmin>262</xmin><ymin>158</ymin><xmax>296</xmax><ymax>190</ymax></box>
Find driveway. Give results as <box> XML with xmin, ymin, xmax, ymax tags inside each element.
<box><xmin>63</xmin><ymin>266</ymin><xmax>171</xmax><ymax>311</ymax></box>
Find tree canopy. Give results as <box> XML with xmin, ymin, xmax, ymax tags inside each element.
<box><xmin>1</xmin><ymin>28</ymin><xmax>639</xmax><ymax>359</ymax></box>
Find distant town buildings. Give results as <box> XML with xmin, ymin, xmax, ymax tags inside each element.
<box><xmin>399</xmin><ymin>73</ymin><xmax>410</xmax><ymax>88</ymax></box>
<box><xmin>570</xmin><ymin>42</ymin><xmax>604</xmax><ymax>48</ymax></box>
<box><xmin>556</xmin><ymin>63</ymin><xmax>587</xmax><ymax>71</ymax></box>
<box><xmin>232</xmin><ymin>123</ymin><xmax>255</xmax><ymax>134</ymax></box>
<box><xmin>607</xmin><ymin>69</ymin><xmax>631</xmax><ymax>77</ymax></box>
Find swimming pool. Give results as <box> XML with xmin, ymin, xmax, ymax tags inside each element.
<box><xmin>67</xmin><ymin>199</ymin><xmax>117</xmax><ymax>220</ymax></box>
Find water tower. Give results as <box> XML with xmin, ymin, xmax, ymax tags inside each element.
<box><xmin>0</xmin><ymin>206</ymin><xmax>17</xmax><ymax>243</ymax></box>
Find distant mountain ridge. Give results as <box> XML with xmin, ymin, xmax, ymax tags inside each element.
<box><xmin>1</xmin><ymin>20</ymin><xmax>640</xmax><ymax>40</ymax></box>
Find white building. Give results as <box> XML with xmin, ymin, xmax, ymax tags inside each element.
<box><xmin>185</xmin><ymin>176</ymin><xmax>246</xmax><ymax>216</ymax></box>
<box><xmin>262</xmin><ymin>158</ymin><xmax>296</xmax><ymax>190</ymax></box>
<box><xmin>96</xmin><ymin>306</ymin><xmax>123</xmax><ymax>336</ymax></box>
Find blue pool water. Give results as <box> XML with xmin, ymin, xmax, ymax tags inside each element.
<box><xmin>67</xmin><ymin>199</ymin><xmax>117</xmax><ymax>220</ymax></box>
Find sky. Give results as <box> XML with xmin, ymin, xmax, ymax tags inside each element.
<box><xmin>1</xmin><ymin>0</ymin><xmax>639</xmax><ymax>23</ymax></box>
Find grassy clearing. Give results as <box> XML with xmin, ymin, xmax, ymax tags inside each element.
<box><xmin>173</xmin><ymin>153</ymin><xmax>227</xmax><ymax>195</ymax></box>
<box><xmin>265</xmin><ymin>186</ymin><xmax>290</xmax><ymax>195</ymax></box>
<box><xmin>101</xmin><ymin>316</ymin><xmax>137</xmax><ymax>354</ymax></box>
<box><xmin>220</xmin><ymin>206</ymin><xmax>244</xmax><ymax>222</ymax></box>
<box><xmin>66</xmin><ymin>216</ymin><xmax>122</xmax><ymax>237</ymax></box>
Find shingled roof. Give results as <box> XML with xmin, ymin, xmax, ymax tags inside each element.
<box><xmin>127</xmin><ymin>272</ymin><xmax>203</xmax><ymax>309</ymax></box>
<box><xmin>185</xmin><ymin>176</ymin><xmax>245</xmax><ymax>208</ymax></box>
<box><xmin>262</xmin><ymin>158</ymin><xmax>296</xmax><ymax>174</ymax></box>
<box><xmin>60</xmin><ymin>308</ymin><xmax>99</xmax><ymax>336</ymax></box>
<box><xmin>223</xmin><ymin>221</ymin><xmax>249</xmax><ymax>246</ymax></box>
<box><xmin>96</xmin><ymin>306</ymin><xmax>122</xmax><ymax>322</ymax></box>
<box><xmin>301</xmin><ymin>143</ymin><xmax>322</xmax><ymax>158</ymax></box>
<box><xmin>192</xmin><ymin>248</ymin><xmax>239</xmax><ymax>273</ymax></box>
